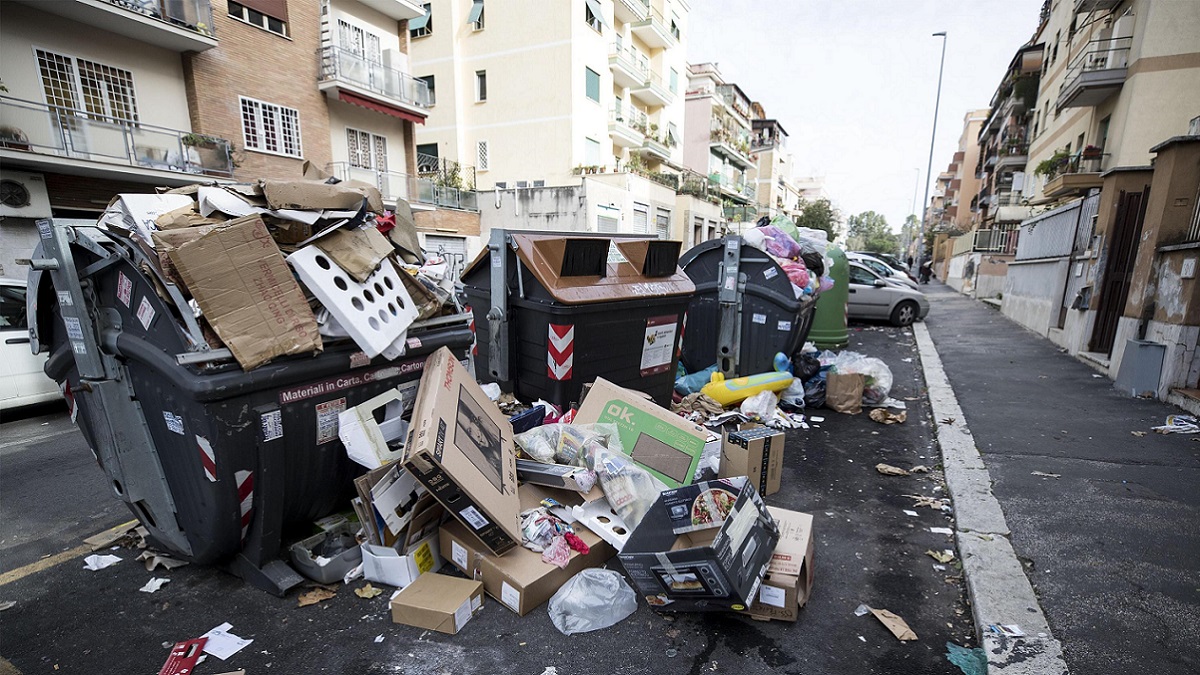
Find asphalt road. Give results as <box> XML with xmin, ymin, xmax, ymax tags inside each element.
<box><xmin>922</xmin><ymin>284</ymin><xmax>1200</xmax><ymax>675</ymax></box>
<box><xmin>0</xmin><ymin>324</ymin><xmax>974</xmax><ymax>674</ymax></box>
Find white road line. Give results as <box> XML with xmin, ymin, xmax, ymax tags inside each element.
<box><xmin>914</xmin><ymin>321</ymin><xmax>1070</xmax><ymax>675</ymax></box>
<box><xmin>0</xmin><ymin>427</ymin><xmax>78</xmax><ymax>453</ymax></box>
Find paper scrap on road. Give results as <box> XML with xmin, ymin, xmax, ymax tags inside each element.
<box><xmin>876</xmin><ymin>463</ymin><xmax>910</xmax><ymax>476</ymax></box>
<box><xmin>853</xmin><ymin>604</ymin><xmax>872</xmax><ymax>616</ymax></box>
<box><xmin>138</xmin><ymin>550</ymin><xmax>188</xmax><ymax>572</ymax></box>
<box><xmin>355</xmin><ymin>583</ymin><xmax>383</xmax><ymax>599</ymax></box>
<box><xmin>988</xmin><ymin>624</ymin><xmax>1025</xmax><ymax>637</ymax></box>
<box><xmin>903</xmin><ymin>510</ymin><xmax>920</xmax><ymax>517</ymax></box>
<box><xmin>1152</xmin><ymin>415</ymin><xmax>1199</xmax><ymax>434</ymax></box>
<box><xmin>926</xmin><ymin>549</ymin><xmax>955</xmax><ymax>563</ymax></box>
<box><xmin>905</xmin><ymin>494</ymin><xmax>948</xmax><ymax>509</ymax></box>
<box><xmin>871</xmin><ymin>608</ymin><xmax>918</xmax><ymax>641</ymax></box>
<box><xmin>930</xmin><ymin>527</ymin><xmax>953</xmax><ymax>535</ymax></box>
<box><xmin>83</xmin><ymin>554</ymin><xmax>122</xmax><ymax>571</ymax></box>
<box><xmin>1131</xmin><ymin>431</ymin><xmax>1147</xmax><ymax>437</ymax></box>
<box><xmin>910</xmin><ymin>465</ymin><xmax>930</xmax><ymax>473</ymax></box>
<box><xmin>201</xmin><ymin>623</ymin><xmax>253</xmax><ymax>660</ymax></box>
<box><xmin>83</xmin><ymin>521</ymin><xmax>139</xmax><ymax>551</ymax></box>
<box><xmin>809</xmin><ymin>416</ymin><xmax>825</xmax><ymax>423</ymax></box>
<box><xmin>869</xmin><ymin>408</ymin><xmax>907</xmax><ymax>424</ymax></box>
<box><xmin>375</xmin><ymin>635</ymin><xmax>385</xmax><ymax>643</ymax></box>
<box><xmin>297</xmin><ymin>587</ymin><xmax>337</xmax><ymax>607</ymax></box>
<box><xmin>1031</xmin><ymin>471</ymin><xmax>1061</xmax><ymax>479</ymax></box>
<box><xmin>139</xmin><ymin>577</ymin><xmax>170</xmax><ymax>593</ymax></box>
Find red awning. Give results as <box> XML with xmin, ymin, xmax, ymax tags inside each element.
<box><xmin>337</xmin><ymin>90</ymin><xmax>426</xmax><ymax>125</ymax></box>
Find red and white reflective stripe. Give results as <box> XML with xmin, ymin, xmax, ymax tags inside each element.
<box><xmin>62</xmin><ymin>381</ymin><xmax>77</xmax><ymax>423</ymax></box>
<box><xmin>466</xmin><ymin>305</ymin><xmax>478</xmax><ymax>356</ymax></box>
<box><xmin>547</xmin><ymin>323</ymin><xmax>574</xmax><ymax>381</ymax></box>
<box><xmin>197</xmin><ymin>435</ymin><xmax>217</xmax><ymax>483</ymax></box>
<box><xmin>235</xmin><ymin>470</ymin><xmax>254</xmax><ymax>541</ymax></box>
<box><xmin>678</xmin><ymin>312</ymin><xmax>688</xmax><ymax>358</ymax></box>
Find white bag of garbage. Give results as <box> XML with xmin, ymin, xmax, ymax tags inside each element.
<box><xmin>547</xmin><ymin>568</ymin><xmax>637</xmax><ymax>635</ymax></box>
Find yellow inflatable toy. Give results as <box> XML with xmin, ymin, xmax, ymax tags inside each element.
<box><xmin>700</xmin><ymin>371</ymin><xmax>794</xmax><ymax>407</ymax></box>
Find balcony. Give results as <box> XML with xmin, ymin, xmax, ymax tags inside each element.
<box><xmin>630</xmin><ymin>7</ymin><xmax>678</xmax><ymax>49</ymax></box>
<box><xmin>355</xmin><ymin>0</ymin><xmax>426</xmax><ymax>20</ymax></box>
<box><xmin>609</xmin><ymin>106</ymin><xmax>647</xmax><ymax>148</ymax></box>
<box><xmin>995</xmin><ymin>143</ymin><xmax>1028</xmax><ymax>170</ymax></box>
<box><xmin>0</xmin><ymin>96</ymin><xmax>233</xmax><ymax>181</ymax></box>
<box><xmin>709</xmin><ymin>129</ymin><xmax>754</xmax><ymax>169</ymax></box>
<box><xmin>328</xmin><ymin>162</ymin><xmax>478</xmax><ymax>212</ymax></box>
<box><xmin>612</xmin><ymin>0</ymin><xmax>649</xmax><ymax>24</ymax></box>
<box><xmin>16</xmin><ymin>0</ymin><xmax>217</xmax><ymax>51</ymax></box>
<box><xmin>1041</xmin><ymin>152</ymin><xmax>1107</xmax><ymax>199</ymax></box>
<box><xmin>710</xmin><ymin>173</ymin><xmax>754</xmax><ymax>204</ymax></box>
<box><xmin>609</xmin><ymin>44</ymin><xmax>651</xmax><ymax>90</ymax></box>
<box><xmin>1057</xmin><ymin>37</ymin><xmax>1131</xmax><ymax>110</ymax></box>
<box><xmin>1075</xmin><ymin>0</ymin><xmax>1122</xmax><ymax>13</ymax></box>
<box><xmin>630</xmin><ymin>71</ymin><xmax>674</xmax><ymax>108</ymax></box>
<box><xmin>638</xmin><ymin>133</ymin><xmax>673</xmax><ymax>162</ymax></box>
<box><xmin>319</xmin><ymin>46</ymin><xmax>431</xmax><ymax>121</ymax></box>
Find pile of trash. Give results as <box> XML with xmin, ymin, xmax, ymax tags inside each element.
<box><xmin>97</xmin><ymin>168</ymin><xmax>462</xmax><ymax>371</ymax></box>
<box><xmin>743</xmin><ymin>214</ymin><xmax>836</xmax><ymax>300</ymax></box>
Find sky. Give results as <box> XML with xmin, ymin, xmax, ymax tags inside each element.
<box><xmin>687</xmin><ymin>0</ymin><xmax>1047</xmax><ymax>231</ymax></box>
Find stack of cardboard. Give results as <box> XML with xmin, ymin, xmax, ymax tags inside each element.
<box><xmin>97</xmin><ymin>177</ymin><xmax>453</xmax><ymax>371</ymax></box>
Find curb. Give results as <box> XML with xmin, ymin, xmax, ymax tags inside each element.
<box><xmin>912</xmin><ymin>321</ymin><xmax>1070</xmax><ymax>675</ymax></box>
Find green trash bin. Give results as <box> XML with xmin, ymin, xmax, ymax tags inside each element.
<box><xmin>809</xmin><ymin>246</ymin><xmax>849</xmax><ymax>350</ymax></box>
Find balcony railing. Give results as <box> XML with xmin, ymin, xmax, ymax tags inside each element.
<box><xmin>610</xmin><ymin>104</ymin><xmax>648</xmax><ymax>134</ymax></box>
<box><xmin>631</xmin><ymin>6</ymin><xmax>678</xmax><ymax>49</ymax></box>
<box><xmin>319</xmin><ymin>46</ymin><xmax>431</xmax><ymax>110</ymax></box>
<box><xmin>1058</xmin><ymin>37</ymin><xmax>1131</xmax><ymax>109</ymax></box>
<box><xmin>105</xmin><ymin>0</ymin><xmax>215</xmax><ymax>35</ymax></box>
<box><xmin>609</xmin><ymin>44</ymin><xmax>651</xmax><ymax>82</ymax></box>
<box><xmin>0</xmin><ymin>95</ymin><xmax>233</xmax><ymax>177</ymax></box>
<box><xmin>415</xmin><ymin>152</ymin><xmax>476</xmax><ymax>191</ymax></box>
<box><xmin>1041</xmin><ymin>151</ymin><xmax>1108</xmax><ymax>181</ymax></box>
<box><xmin>972</xmin><ymin>228</ymin><xmax>1019</xmax><ymax>255</ymax></box>
<box><xmin>1015</xmin><ymin>193</ymin><xmax>1099</xmax><ymax>261</ymax></box>
<box><xmin>328</xmin><ymin>162</ymin><xmax>478</xmax><ymax>211</ymax></box>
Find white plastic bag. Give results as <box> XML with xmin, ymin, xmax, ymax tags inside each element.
<box><xmin>740</xmin><ymin>390</ymin><xmax>779</xmax><ymax>422</ymax></box>
<box><xmin>585</xmin><ymin>444</ymin><xmax>666</xmax><ymax>531</ymax></box>
<box><xmin>547</xmin><ymin>568</ymin><xmax>637</xmax><ymax>635</ymax></box>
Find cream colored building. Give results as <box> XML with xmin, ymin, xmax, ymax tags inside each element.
<box><xmin>683</xmin><ymin>62</ymin><xmax>757</xmax><ymax>209</ymax></box>
<box><xmin>751</xmin><ymin>116</ymin><xmax>805</xmax><ymax>220</ymax></box>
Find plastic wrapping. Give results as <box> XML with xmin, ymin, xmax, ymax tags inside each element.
<box><xmin>779</xmin><ymin>378</ymin><xmax>807</xmax><ymax>409</ymax></box>
<box><xmin>824</xmin><ymin>352</ymin><xmax>894</xmax><ymax>405</ymax></box>
<box><xmin>515</xmin><ymin>423</ymin><xmax>621</xmax><ymax>466</ymax></box>
<box><xmin>740</xmin><ymin>390</ymin><xmax>779</xmax><ymax>422</ymax></box>
<box><xmin>584</xmin><ymin>443</ymin><xmax>666</xmax><ymax>532</ymax></box>
<box><xmin>675</xmin><ymin>364</ymin><xmax>718</xmax><ymax>396</ymax></box>
<box><xmin>781</xmin><ymin>260</ymin><xmax>810</xmax><ymax>287</ymax></box>
<box><xmin>547</xmin><ymin>568</ymin><xmax>637</xmax><ymax>636</ymax></box>
<box><xmin>757</xmin><ymin>225</ymin><xmax>802</xmax><ymax>259</ymax></box>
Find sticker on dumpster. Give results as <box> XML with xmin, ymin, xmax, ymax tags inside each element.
<box><xmin>315</xmin><ymin>398</ymin><xmax>346</xmax><ymax>445</ymax></box>
<box><xmin>72</xmin><ymin>341</ymin><xmax>87</xmax><ymax>355</ymax></box>
<box><xmin>163</xmin><ymin>411</ymin><xmax>185</xmax><ymax>435</ymax></box>
<box><xmin>37</xmin><ymin>220</ymin><xmax>52</xmax><ymax>239</ymax></box>
<box><xmin>640</xmin><ymin>315</ymin><xmax>678</xmax><ymax>377</ymax></box>
<box><xmin>752</xmin><ymin>313</ymin><xmax>767</xmax><ymax>325</ymax></box>
<box><xmin>777</xmin><ymin>320</ymin><xmax>792</xmax><ymax>332</ymax></box>
<box><xmin>57</xmin><ymin>291</ymin><xmax>73</xmax><ymax>307</ymax></box>
<box><xmin>260</xmin><ymin>410</ymin><xmax>283</xmax><ymax>442</ymax></box>
<box><xmin>349</xmin><ymin>351</ymin><xmax>370</xmax><ymax>369</ymax></box>
<box><xmin>763</xmin><ymin>267</ymin><xmax>778</xmax><ymax>280</ymax></box>
<box><xmin>117</xmin><ymin>272</ymin><xmax>133</xmax><ymax>308</ymax></box>
<box><xmin>197</xmin><ymin>435</ymin><xmax>217</xmax><ymax>482</ymax></box>
<box><xmin>63</xmin><ymin>316</ymin><xmax>84</xmax><ymax>341</ymax></box>
<box><xmin>547</xmin><ymin>324</ymin><xmax>574</xmax><ymax>381</ymax></box>
<box><xmin>278</xmin><ymin>357</ymin><xmax>429</xmax><ymax>404</ymax></box>
<box><xmin>136</xmin><ymin>297</ymin><xmax>156</xmax><ymax>330</ymax></box>
<box><xmin>459</xmin><ymin>506</ymin><xmax>490</xmax><ymax>531</ymax></box>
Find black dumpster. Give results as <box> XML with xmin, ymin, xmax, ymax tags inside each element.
<box><xmin>678</xmin><ymin>236</ymin><xmax>818</xmax><ymax>377</ymax></box>
<box><xmin>461</xmin><ymin>230</ymin><xmax>694</xmax><ymax>409</ymax></box>
<box><xmin>28</xmin><ymin>221</ymin><xmax>472</xmax><ymax>594</ymax></box>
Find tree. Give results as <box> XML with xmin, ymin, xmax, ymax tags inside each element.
<box><xmin>845</xmin><ymin>211</ymin><xmax>899</xmax><ymax>255</ymax></box>
<box><xmin>794</xmin><ymin>198</ymin><xmax>839</xmax><ymax>239</ymax></box>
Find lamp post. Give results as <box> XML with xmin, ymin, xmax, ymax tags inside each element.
<box><xmin>917</xmin><ymin>31</ymin><xmax>947</xmax><ymax>273</ymax></box>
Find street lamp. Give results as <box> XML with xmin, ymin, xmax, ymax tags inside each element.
<box><xmin>917</xmin><ymin>31</ymin><xmax>947</xmax><ymax>273</ymax></box>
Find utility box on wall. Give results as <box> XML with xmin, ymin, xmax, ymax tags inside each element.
<box><xmin>1114</xmin><ymin>339</ymin><xmax>1166</xmax><ymax>398</ymax></box>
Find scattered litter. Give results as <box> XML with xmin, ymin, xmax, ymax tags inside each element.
<box><xmin>297</xmin><ymin>587</ymin><xmax>337</xmax><ymax>607</ymax></box>
<box><xmin>910</xmin><ymin>465</ymin><xmax>930</xmax><ymax>473</ymax></box>
<box><xmin>853</xmin><ymin>604</ymin><xmax>872</xmax><ymax>616</ymax></box>
<box><xmin>138</xmin><ymin>550</ymin><xmax>188</xmax><ymax>572</ymax></box>
<box><xmin>374</xmin><ymin>635</ymin><xmax>385</xmax><ymax>643</ymax></box>
<box><xmin>540</xmin><ymin>668</ymin><xmax>558</xmax><ymax>675</ymax></box>
<box><xmin>1031</xmin><ymin>471</ymin><xmax>1061</xmax><ymax>479</ymax></box>
<box><xmin>158</xmin><ymin>638</ymin><xmax>207</xmax><ymax>675</ymax></box>
<box><xmin>903</xmin><ymin>510</ymin><xmax>919</xmax><ymax>517</ymax></box>
<box><xmin>1092</xmin><ymin>374</ymin><xmax>1103</xmax><ymax>378</ymax></box>
<box><xmin>930</xmin><ymin>527</ymin><xmax>953</xmax><ymax>535</ymax></box>
<box><xmin>939</xmin><ymin>417</ymin><xmax>956</xmax><ymax>425</ymax></box>
<box><xmin>0</xmin><ymin>601</ymin><xmax>15</xmax><ymax>612</ymax></box>
<box><xmin>904</xmin><ymin>494</ymin><xmax>948</xmax><ymax>509</ymax></box>
<box><xmin>858</xmin><ymin>636</ymin><xmax>866</xmax><ymax>643</ymax></box>
<box><xmin>946</xmin><ymin>641</ymin><xmax>988</xmax><ymax>675</ymax></box>
<box><xmin>809</xmin><ymin>416</ymin><xmax>825</xmax><ymax>423</ymax></box>
<box><xmin>988</xmin><ymin>624</ymin><xmax>1026</xmax><ymax>637</ymax></box>
<box><xmin>1131</xmin><ymin>431</ymin><xmax>1147</xmax><ymax>437</ymax></box>
<box><xmin>901</xmin><ymin>358</ymin><xmax>913</xmax><ymax>363</ymax></box>
<box><xmin>480</xmin><ymin>382</ymin><xmax>502</xmax><ymax>401</ymax></box>
<box><xmin>139</xmin><ymin>577</ymin><xmax>170</xmax><ymax>594</ymax></box>
<box><xmin>926</xmin><ymin>549</ymin><xmax>955</xmax><ymax>564</ymax></box>
<box><xmin>869</xmin><ymin>408</ymin><xmax>907</xmax><ymax>425</ymax></box>
<box><xmin>933</xmin><ymin>564</ymin><xmax>947</xmax><ymax>571</ymax></box>
<box><xmin>870</xmin><ymin>607</ymin><xmax>918</xmax><ymax>641</ymax></box>
<box><xmin>355</xmin><ymin>583</ymin><xmax>383</xmax><ymax>599</ymax></box>
<box><xmin>83</xmin><ymin>520</ymin><xmax>139</xmax><ymax>551</ymax></box>
<box><xmin>1152</xmin><ymin>415</ymin><xmax>1199</xmax><ymax>434</ymax></box>
<box><xmin>876</xmin><ymin>463</ymin><xmax>910</xmax><ymax>476</ymax></box>
<box><xmin>83</xmin><ymin>554</ymin><xmax>122</xmax><ymax>571</ymax></box>
<box><xmin>201</xmin><ymin>623</ymin><xmax>253</xmax><ymax>660</ymax></box>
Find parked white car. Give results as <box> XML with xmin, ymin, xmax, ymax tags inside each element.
<box><xmin>1</xmin><ymin>278</ymin><xmax>61</xmax><ymax>411</ymax></box>
<box><xmin>846</xmin><ymin>252</ymin><xmax>920</xmax><ymax>290</ymax></box>
<box><xmin>846</xmin><ymin>263</ymin><xmax>930</xmax><ymax>327</ymax></box>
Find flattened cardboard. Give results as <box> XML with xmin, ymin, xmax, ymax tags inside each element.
<box><xmin>719</xmin><ymin>425</ymin><xmax>785</xmax><ymax>496</ymax></box>
<box><xmin>155</xmin><ymin>204</ymin><xmax>225</xmax><ymax>230</ymax></box>
<box><xmin>740</xmin><ymin>507</ymin><xmax>815</xmax><ymax>622</ymax></box>
<box><xmin>574</xmin><ymin>378</ymin><xmax>708</xmax><ymax>488</ymax></box>
<box><xmin>438</xmin><ymin>484</ymin><xmax>617</xmax><ymax>616</ymax></box>
<box><xmin>164</xmin><ymin>215</ymin><xmax>321</xmax><ymax>370</ymax></box>
<box><xmin>315</xmin><ymin>227</ymin><xmax>394</xmax><ymax>283</ymax></box>
<box><xmin>389</xmin><ymin>572</ymin><xmax>483</xmax><ymax>635</ymax></box>
<box><xmin>260</xmin><ymin>179</ymin><xmax>384</xmax><ymax>214</ymax></box>
<box><xmin>618</xmin><ymin>480</ymin><xmax>779</xmax><ymax>612</ymax></box>
<box><xmin>403</xmin><ymin>347</ymin><xmax>521</xmax><ymax>555</ymax></box>
<box><xmin>339</xmin><ymin>390</ymin><xmax>410</xmax><ymax>470</ymax></box>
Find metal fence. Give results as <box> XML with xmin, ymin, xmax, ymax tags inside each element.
<box><xmin>328</xmin><ymin>162</ymin><xmax>479</xmax><ymax>211</ymax></box>
<box><xmin>1014</xmin><ymin>192</ymin><xmax>1099</xmax><ymax>261</ymax></box>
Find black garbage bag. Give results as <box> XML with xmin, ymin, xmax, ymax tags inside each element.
<box><xmin>803</xmin><ymin>374</ymin><xmax>827</xmax><ymax>409</ymax></box>
<box><xmin>792</xmin><ymin>353</ymin><xmax>822</xmax><ymax>382</ymax></box>
<box><xmin>801</xmin><ymin>250</ymin><xmax>825</xmax><ymax>277</ymax></box>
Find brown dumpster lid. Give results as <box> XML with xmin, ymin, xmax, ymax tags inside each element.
<box><xmin>463</xmin><ymin>233</ymin><xmax>695</xmax><ymax>305</ymax></box>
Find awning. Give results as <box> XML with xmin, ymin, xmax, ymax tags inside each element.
<box><xmin>583</xmin><ymin>0</ymin><xmax>611</xmax><ymax>31</ymax></box>
<box><xmin>409</xmin><ymin>6</ymin><xmax>430</xmax><ymax>30</ymax></box>
<box><xmin>466</xmin><ymin>0</ymin><xmax>483</xmax><ymax>25</ymax></box>
<box><xmin>337</xmin><ymin>90</ymin><xmax>426</xmax><ymax>125</ymax></box>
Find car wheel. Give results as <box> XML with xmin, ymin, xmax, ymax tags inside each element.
<box><xmin>891</xmin><ymin>300</ymin><xmax>918</xmax><ymax>327</ymax></box>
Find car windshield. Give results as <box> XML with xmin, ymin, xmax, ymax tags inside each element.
<box><xmin>0</xmin><ymin>284</ymin><xmax>28</xmax><ymax>330</ymax></box>
<box><xmin>861</xmin><ymin>259</ymin><xmax>893</xmax><ymax>277</ymax></box>
<box><xmin>848</xmin><ymin>264</ymin><xmax>879</xmax><ymax>285</ymax></box>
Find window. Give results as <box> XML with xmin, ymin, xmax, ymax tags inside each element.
<box><xmin>669</xmin><ymin>68</ymin><xmax>678</xmax><ymax>94</ymax></box>
<box><xmin>585</xmin><ymin>67</ymin><xmax>600</xmax><ymax>102</ymax></box>
<box><xmin>633</xmin><ymin>203</ymin><xmax>649</xmax><ymax>233</ymax></box>
<box><xmin>228</xmin><ymin>1</ymin><xmax>288</xmax><ymax>37</ymax></box>
<box><xmin>848</xmin><ymin>264</ymin><xmax>878</xmax><ymax>285</ymax></box>
<box><xmin>670</xmin><ymin>14</ymin><xmax>681</xmax><ymax>40</ymax></box>
<box><xmin>584</xmin><ymin>137</ymin><xmax>601</xmax><ymax>166</ymax></box>
<box><xmin>667</xmin><ymin>122</ymin><xmax>678</xmax><ymax>147</ymax></box>
<box><xmin>347</xmin><ymin>128</ymin><xmax>387</xmax><ymax>172</ymax></box>
<box><xmin>533</xmin><ymin>180</ymin><xmax>546</xmax><ymax>187</ymax></box>
<box><xmin>338</xmin><ymin>20</ymin><xmax>382</xmax><ymax>63</ymax></box>
<box><xmin>598</xmin><ymin>205</ymin><xmax>620</xmax><ymax>233</ymax></box>
<box><xmin>0</xmin><ymin>284</ymin><xmax>27</xmax><ymax>331</ymax></box>
<box><xmin>584</xmin><ymin>0</ymin><xmax>603</xmax><ymax>33</ymax></box>
<box><xmin>409</xmin><ymin>3</ymin><xmax>432</xmax><ymax>38</ymax></box>
<box><xmin>240</xmin><ymin>97</ymin><xmax>302</xmax><ymax>157</ymax></box>
<box><xmin>475</xmin><ymin>70</ymin><xmax>487</xmax><ymax>102</ymax></box>
<box><xmin>417</xmin><ymin>75</ymin><xmax>436</xmax><ymax>105</ymax></box>
<box><xmin>468</xmin><ymin>0</ymin><xmax>484</xmax><ymax>30</ymax></box>
<box><xmin>477</xmin><ymin>140</ymin><xmax>489</xmax><ymax>171</ymax></box>
<box><xmin>495</xmin><ymin>182</ymin><xmax>507</xmax><ymax>189</ymax></box>
<box><xmin>656</xmin><ymin>208</ymin><xmax>670</xmax><ymax>239</ymax></box>
<box><xmin>36</xmin><ymin>50</ymin><xmax>139</xmax><ymax>123</ymax></box>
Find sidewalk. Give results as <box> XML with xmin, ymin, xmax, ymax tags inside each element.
<box><xmin>921</xmin><ymin>283</ymin><xmax>1200</xmax><ymax>675</ymax></box>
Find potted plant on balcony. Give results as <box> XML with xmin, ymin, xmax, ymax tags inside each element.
<box><xmin>182</xmin><ymin>133</ymin><xmax>235</xmax><ymax>175</ymax></box>
<box><xmin>1081</xmin><ymin>144</ymin><xmax>1102</xmax><ymax>160</ymax></box>
<box><xmin>1034</xmin><ymin>149</ymin><xmax>1072</xmax><ymax>179</ymax></box>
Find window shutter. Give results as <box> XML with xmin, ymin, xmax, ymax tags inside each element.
<box><xmin>477</xmin><ymin>141</ymin><xmax>489</xmax><ymax>171</ymax></box>
<box><xmin>237</xmin><ymin>0</ymin><xmax>288</xmax><ymax>21</ymax></box>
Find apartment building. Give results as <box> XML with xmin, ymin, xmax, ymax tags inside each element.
<box><xmin>683</xmin><ymin>63</ymin><xmax>757</xmax><ymax>212</ymax></box>
<box><xmin>751</xmin><ymin>115</ymin><xmax>806</xmax><ymax>222</ymax></box>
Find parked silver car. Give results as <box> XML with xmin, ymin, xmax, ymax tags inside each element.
<box><xmin>846</xmin><ymin>263</ymin><xmax>930</xmax><ymax>326</ymax></box>
<box><xmin>846</xmin><ymin>252</ymin><xmax>920</xmax><ymax>289</ymax></box>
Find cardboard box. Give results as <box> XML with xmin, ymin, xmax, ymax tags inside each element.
<box><xmin>740</xmin><ymin>507</ymin><xmax>814</xmax><ymax>622</ymax></box>
<box><xmin>339</xmin><ymin>390</ymin><xmax>411</xmax><ymax>470</ymax></box>
<box><xmin>314</xmin><ymin>226</ymin><xmax>394</xmax><ymax>283</ymax></box>
<box><xmin>719</xmin><ymin>425</ymin><xmax>785</xmax><ymax>496</ymax></box>
<box><xmin>618</xmin><ymin>479</ymin><xmax>779</xmax><ymax>612</ymax></box>
<box><xmin>574</xmin><ymin>378</ymin><xmax>708</xmax><ymax>488</ymax></box>
<box><xmin>389</xmin><ymin>572</ymin><xmax>483</xmax><ymax>635</ymax></box>
<box><xmin>361</xmin><ymin>531</ymin><xmax>441</xmax><ymax>589</ymax></box>
<box><xmin>260</xmin><ymin>179</ymin><xmax>384</xmax><ymax>214</ymax></box>
<box><xmin>403</xmin><ymin>347</ymin><xmax>521</xmax><ymax>555</ymax></box>
<box><xmin>515</xmin><ymin>458</ymin><xmax>596</xmax><ymax>493</ymax></box>
<box><xmin>438</xmin><ymin>484</ymin><xmax>617</xmax><ymax>616</ymax></box>
<box><xmin>163</xmin><ymin>214</ymin><xmax>321</xmax><ymax>370</ymax></box>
